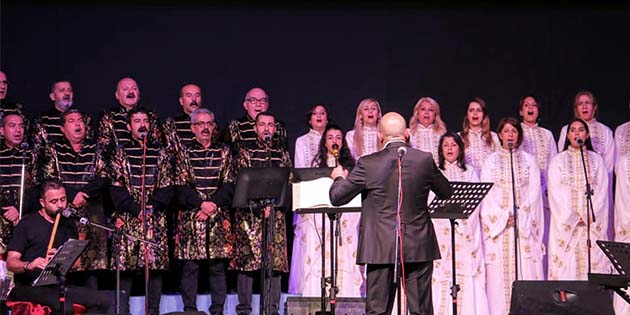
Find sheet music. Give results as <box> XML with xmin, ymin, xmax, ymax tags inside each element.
<box><xmin>292</xmin><ymin>177</ymin><xmax>361</xmax><ymax>211</ymax></box>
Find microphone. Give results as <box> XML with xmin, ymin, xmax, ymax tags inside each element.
<box><xmin>331</xmin><ymin>143</ymin><xmax>340</xmax><ymax>158</ymax></box>
<box><xmin>508</xmin><ymin>141</ymin><xmax>514</xmax><ymax>152</ymax></box>
<box><xmin>61</xmin><ymin>207</ymin><xmax>90</xmax><ymax>225</ymax></box>
<box><xmin>139</xmin><ymin>132</ymin><xmax>147</xmax><ymax>140</ymax></box>
<box><xmin>397</xmin><ymin>146</ymin><xmax>407</xmax><ymax>158</ymax></box>
<box><xmin>263</xmin><ymin>134</ymin><xmax>272</xmax><ymax>144</ymax></box>
<box><xmin>20</xmin><ymin>142</ymin><xmax>29</xmax><ymax>150</ymax></box>
<box><xmin>576</xmin><ymin>138</ymin><xmax>584</xmax><ymax>146</ymax></box>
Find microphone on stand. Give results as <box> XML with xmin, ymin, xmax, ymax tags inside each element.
<box><xmin>264</xmin><ymin>134</ymin><xmax>272</xmax><ymax>167</ymax></box>
<box><xmin>397</xmin><ymin>146</ymin><xmax>407</xmax><ymax>158</ymax></box>
<box><xmin>18</xmin><ymin>142</ymin><xmax>28</xmax><ymax>219</ymax></box>
<box><xmin>576</xmin><ymin>138</ymin><xmax>584</xmax><ymax>146</ymax></box>
<box><xmin>508</xmin><ymin>141</ymin><xmax>514</xmax><ymax>152</ymax></box>
<box><xmin>20</xmin><ymin>142</ymin><xmax>29</xmax><ymax>150</ymax></box>
<box><xmin>61</xmin><ymin>207</ymin><xmax>90</xmax><ymax>225</ymax></box>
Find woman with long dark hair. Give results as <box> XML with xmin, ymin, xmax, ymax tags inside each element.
<box><xmin>289</xmin><ymin>124</ymin><xmax>361</xmax><ymax>297</ymax></box>
<box><xmin>548</xmin><ymin>118</ymin><xmax>610</xmax><ymax>280</ymax></box>
<box><xmin>459</xmin><ymin>97</ymin><xmax>500</xmax><ymax>173</ymax></box>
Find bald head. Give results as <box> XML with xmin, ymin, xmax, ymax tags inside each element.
<box><xmin>379</xmin><ymin>112</ymin><xmax>407</xmax><ymax>141</ymax></box>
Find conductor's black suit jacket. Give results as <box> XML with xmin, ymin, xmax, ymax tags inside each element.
<box><xmin>329</xmin><ymin>141</ymin><xmax>452</xmax><ymax>265</ymax></box>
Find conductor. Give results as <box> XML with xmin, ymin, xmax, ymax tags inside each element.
<box><xmin>329</xmin><ymin>112</ymin><xmax>452</xmax><ymax>315</ymax></box>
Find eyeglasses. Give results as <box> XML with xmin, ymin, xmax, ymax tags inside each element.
<box><xmin>246</xmin><ymin>97</ymin><xmax>268</xmax><ymax>104</ymax></box>
<box><xmin>193</xmin><ymin>121</ymin><xmax>215</xmax><ymax>127</ymax></box>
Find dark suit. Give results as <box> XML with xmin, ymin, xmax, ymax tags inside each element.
<box><xmin>330</xmin><ymin>141</ymin><xmax>452</xmax><ymax>315</ymax></box>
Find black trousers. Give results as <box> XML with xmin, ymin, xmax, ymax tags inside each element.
<box><xmin>366</xmin><ymin>262</ymin><xmax>434</xmax><ymax>315</ymax></box>
<box><xmin>10</xmin><ymin>284</ymin><xmax>111</xmax><ymax>315</ymax></box>
<box><xmin>180</xmin><ymin>259</ymin><xmax>227</xmax><ymax>314</ymax></box>
<box><xmin>118</xmin><ymin>271</ymin><xmax>163</xmax><ymax>315</ymax></box>
<box><xmin>236</xmin><ymin>271</ymin><xmax>281</xmax><ymax>315</ymax></box>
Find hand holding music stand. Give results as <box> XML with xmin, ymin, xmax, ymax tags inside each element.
<box><xmin>32</xmin><ymin>239</ymin><xmax>89</xmax><ymax>315</ymax></box>
<box><xmin>428</xmin><ymin>181</ymin><xmax>493</xmax><ymax>315</ymax></box>
<box><xmin>233</xmin><ymin>167</ymin><xmax>290</xmax><ymax>315</ymax></box>
<box><xmin>589</xmin><ymin>240</ymin><xmax>630</xmax><ymax>304</ymax></box>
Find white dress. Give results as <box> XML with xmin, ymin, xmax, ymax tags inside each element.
<box><xmin>614</xmin><ymin>121</ymin><xmax>630</xmax><ymax>315</ymax></box>
<box><xmin>288</xmin><ymin>129</ymin><xmax>323</xmax><ymax>294</ymax></box>
<box><xmin>430</xmin><ymin>162</ymin><xmax>489</xmax><ymax>315</ymax></box>
<box><xmin>293</xmin><ymin>129</ymin><xmax>322</xmax><ymax>168</ymax></box>
<box><xmin>547</xmin><ymin>147</ymin><xmax>610</xmax><ymax>280</ymax></box>
<box><xmin>345</xmin><ymin>127</ymin><xmax>378</xmax><ymax>161</ymax></box>
<box><xmin>409</xmin><ymin>124</ymin><xmax>442</xmax><ymax>164</ymax></box>
<box><xmin>460</xmin><ymin>130</ymin><xmax>500</xmax><ymax>174</ymax></box>
<box><xmin>480</xmin><ymin>148</ymin><xmax>545</xmax><ymax>315</ymax></box>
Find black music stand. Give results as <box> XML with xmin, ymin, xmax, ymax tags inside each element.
<box><xmin>428</xmin><ymin>181</ymin><xmax>493</xmax><ymax>315</ymax></box>
<box><xmin>590</xmin><ymin>240</ymin><xmax>630</xmax><ymax>304</ymax></box>
<box><xmin>32</xmin><ymin>239</ymin><xmax>89</xmax><ymax>315</ymax></box>
<box><xmin>233</xmin><ymin>167</ymin><xmax>290</xmax><ymax>315</ymax></box>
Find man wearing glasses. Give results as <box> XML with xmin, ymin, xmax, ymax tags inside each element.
<box><xmin>223</xmin><ymin>87</ymin><xmax>288</xmax><ymax>151</ymax></box>
<box><xmin>174</xmin><ymin>108</ymin><xmax>234</xmax><ymax>315</ymax></box>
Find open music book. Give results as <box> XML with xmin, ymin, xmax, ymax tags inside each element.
<box><xmin>292</xmin><ymin>177</ymin><xmax>362</xmax><ymax>211</ymax></box>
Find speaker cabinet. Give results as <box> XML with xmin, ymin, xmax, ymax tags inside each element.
<box><xmin>285</xmin><ymin>297</ymin><xmax>366</xmax><ymax>315</ymax></box>
<box><xmin>509</xmin><ymin>280</ymin><xmax>614</xmax><ymax>315</ymax></box>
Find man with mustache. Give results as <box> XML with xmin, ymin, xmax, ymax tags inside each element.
<box><xmin>0</xmin><ymin>70</ymin><xmax>24</xmax><ymax>117</ymax></box>
<box><xmin>232</xmin><ymin>111</ymin><xmax>292</xmax><ymax>315</ymax></box>
<box><xmin>39</xmin><ymin>109</ymin><xmax>109</xmax><ymax>289</ymax></box>
<box><xmin>6</xmin><ymin>179</ymin><xmax>111</xmax><ymax>315</ymax></box>
<box><xmin>174</xmin><ymin>108</ymin><xmax>234</xmax><ymax>315</ymax></box>
<box><xmin>223</xmin><ymin>87</ymin><xmax>288</xmax><ymax>152</ymax></box>
<box><xmin>173</xmin><ymin>83</ymin><xmax>204</xmax><ymax>143</ymax></box>
<box><xmin>33</xmin><ymin>81</ymin><xmax>91</xmax><ymax>150</ymax></box>
<box><xmin>98</xmin><ymin>107</ymin><xmax>185</xmax><ymax>315</ymax></box>
<box><xmin>0</xmin><ymin>113</ymin><xmax>37</xmax><ymax>255</ymax></box>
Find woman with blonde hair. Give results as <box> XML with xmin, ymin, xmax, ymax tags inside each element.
<box><xmin>345</xmin><ymin>98</ymin><xmax>382</xmax><ymax>160</ymax></box>
<box><xmin>408</xmin><ymin>97</ymin><xmax>447</xmax><ymax>163</ymax></box>
<box><xmin>459</xmin><ymin>97</ymin><xmax>500</xmax><ymax>173</ymax></box>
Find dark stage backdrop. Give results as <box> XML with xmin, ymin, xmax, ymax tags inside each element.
<box><xmin>2</xmin><ymin>2</ymin><xmax>630</xmax><ymax>294</ymax></box>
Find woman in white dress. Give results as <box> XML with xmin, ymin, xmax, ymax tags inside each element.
<box><xmin>345</xmin><ymin>98</ymin><xmax>382</xmax><ymax>160</ymax></box>
<box><xmin>431</xmin><ymin>131</ymin><xmax>488</xmax><ymax>315</ymax></box>
<box><xmin>518</xmin><ymin>95</ymin><xmax>557</xmax><ymax>275</ymax></box>
<box><xmin>547</xmin><ymin>118</ymin><xmax>610</xmax><ymax>280</ymax></box>
<box><xmin>614</xmin><ymin>114</ymin><xmax>630</xmax><ymax>314</ymax></box>
<box><xmin>293</xmin><ymin>104</ymin><xmax>329</xmax><ymax>168</ymax></box>
<box><xmin>293</xmin><ymin>124</ymin><xmax>361</xmax><ymax>297</ymax></box>
<box><xmin>480</xmin><ymin>117</ymin><xmax>545</xmax><ymax>315</ymax></box>
<box><xmin>408</xmin><ymin>96</ymin><xmax>447</xmax><ymax>163</ymax></box>
<box><xmin>289</xmin><ymin>104</ymin><xmax>329</xmax><ymax>294</ymax></box>
<box><xmin>459</xmin><ymin>97</ymin><xmax>500</xmax><ymax>174</ymax></box>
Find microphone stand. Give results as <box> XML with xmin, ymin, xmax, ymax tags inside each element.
<box><xmin>508</xmin><ymin>143</ymin><xmax>522</xmax><ymax>281</ymax></box>
<box><xmin>578</xmin><ymin>141</ymin><xmax>595</xmax><ymax>274</ymax></box>
<box><xmin>260</xmin><ymin>136</ymin><xmax>273</xmax><ymax>315</ymax></box>
<box><xmin>140</xmin><ymin>134</ymin><xmax>150</xmax><ymax>315</ymax></box>
<box><xmin>18</xmin><ymin>143</ymin><xmax>27</xmax><ymax>219</ymax></box>
<box><xmin>393</xmin><ymin>148</ymin><xmax>405</xmax><ymax>315</ymax></box>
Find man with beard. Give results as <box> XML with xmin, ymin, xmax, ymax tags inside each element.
<box><xmin>98</xmin><ymin>77</ymin><xmax>158</xmax><ymax>151</ymax></box>
<box><xmin>0</xmin><ymin>113</ymin><xmax>38</xmax><ymax>255</ymax></box>
<box><xmin>33</xmin><ymin>81</ymin><xmax>90</xmax><ymax>150</ymax></box>
<box><xmin>223</xmin><ymin>88</ymin><xmax>288</xmax><ymax>152</ymax></box>
<box><xmin>6</xmin><ymin>179</ymin><xmax>111</xmax><ymax>315</ymax></box>
<box><xmin>39</xmin><ymin>109</ymin><xmax>109</xmax><ymax>289</ymax></box>
<box><xmin>174</xmin><ymin>108</ymin><xmax>234</xmax><ymax>315</ymax></box>
<box><xmin>173</xmin><ymin>83</ymin><xmax>203</xmax><ymax>143</ymax></box>
<box><xmin>0</xmin><ymin>70</ymin><xmax>24</xmax><ymax>117</ymax></box>
<box><xmin>98</xmin><ymin>107</ymin><xmax>186</xmax><ymax>315</ymax></box>
<box><xmin>232</xmin><ymin>111</ymin><xmax>291</xmax><ymax>315</ymax></box>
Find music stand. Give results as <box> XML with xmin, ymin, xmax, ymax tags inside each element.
<box><xmin>233</xmin><ymin>167</ymin><xmax>290</xmax><ymax>315</ymax></box>
<box><xmin>428</xmin><ymin>181</ymin><xmax>493</xmax><ymax>315</ymax></box>
<box><xmin>32</xmin><ymin>239</ymin><xmax>89</xmax><ymax>315</ymax></box>
<box><xmin>590</xmin><ymin>240</ymin><xmax>630</xmax><ymax>304</ymax></box>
